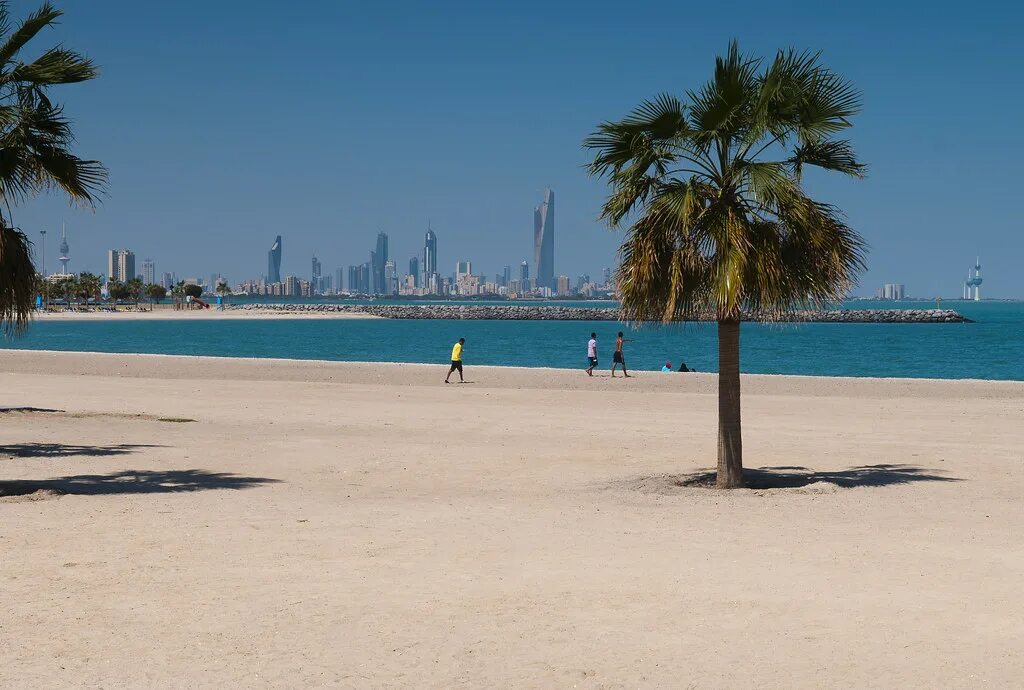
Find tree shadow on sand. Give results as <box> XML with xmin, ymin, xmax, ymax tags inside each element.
<box><xmin>1</xmin><ymin>469</ymin><xmax>281</xmax><ymax>498</ymax></box>
<box><xmin>1</xmin><ymin>443</ymin><xmax>164</xmax><ymax>459</ymax></box>
<box><xmin>675</xmin><ymin>464</ymin><xmax>961</xmax><ymax>489</ymax></box>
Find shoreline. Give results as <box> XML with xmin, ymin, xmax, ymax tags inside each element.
<box><xmin>2</xmin><ymin>348</ymin><xmax>1022</xmax><ymax>392</ymax></box>
<box><xmin>30</xmin><ymin>309</ymin><xmax>379</xmax><ymax>320</ymax></box>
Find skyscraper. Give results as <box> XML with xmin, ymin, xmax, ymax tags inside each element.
<box><xmin>409</xmin><ymin>256</ymin><xmax>420</xmax><ymax>287</ymax></box>
<box><xmin>502</xmin><ymin>265</ymin><xmax>511</xmax><ymax>287</ymax></box>
<box><xmin>58</xmin><ymin>224</ymin><xmax>70</xmax><ymax>275</ymax></box>
<box><xmin>372</xmin><ymin>232</ymin><xmax>389</xmax><ymax>294</ymax></box>
<box><xmin>533</xmin><ymin>188</ymin><xmax>554</xmax><ymax>290</ymax></box>
<box><xmin>267</xmin><ymin>236</ymin><xmax>282</xmax><ymax>283</ymax></box>
<box><xmin>384</xmin><ymin>259</ymin><xmax>397</xmax><ymax>295</ymax></box>
<box><xmin>117</xmin><ymin>250</ymin><xmax>136</xmax><ymax>283</ymax></box>
<box><xmin>424</xmin><ymin>226</ymin><xmax>437</xmax><ymax>276</ymax></box>
<box><xmin>107</xmin><ymin>249</ymin><xmax>135</xmax><ymax>282</ymax></box>
<box><xmin>311</xmin><ymin>255</ymin><xmax>322</xmax><ymax>292</ymax></box>
<box><xmin>456</xmin><ymin>260</ymin><xmax>472</xmax><ymax>279</ymax></box>
<box><xmin>142</xmin><ymin>259</ymin><xmax>155</xmax><ymax>285</ymax></box>
<box><xmin>520</xmin><ymin>260</ymin><xmax>529</xmax><ymax>282</ymax></box>
<box><xmin>335</xmin><ymin>268</ymin><xmax>344</xmax><ymax>293</ymax></box>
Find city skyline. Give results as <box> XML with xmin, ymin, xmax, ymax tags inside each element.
<box><xmin>14</xmin><ymin>3</ymin><xmax>1021</xmax><ymax>297</ymax></box>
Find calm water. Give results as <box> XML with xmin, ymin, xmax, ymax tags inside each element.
<box><xmin>3</xmin><ymin>300</ymin><xmax>1022</xmax><ymax>380</ymax></box>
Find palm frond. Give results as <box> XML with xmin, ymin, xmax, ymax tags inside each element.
<box><xmin>9</xmin><ymin>47</ymin><xmax>97</xmax><ymax>85</ymax></box>
<box><xmin>0</xmin><ymin>223</ymin><xmax>35</xmax><ymax>333</ymax></box>
<box><xmin>789</xmin><ymin>139</ymin><xmax>865</xmax><ymax>179</ymax></box>
<box><xmin>0</xmin><ymin>1</ymin><xmax>61</xmax><ymax>66</ymax></box>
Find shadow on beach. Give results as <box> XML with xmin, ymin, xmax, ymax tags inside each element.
<box><xmin>1</xmin><ymin>443</ymin><xmax>164</xmax><ymax>459</ymax></box>
<box><xmin>1</xmin><ymin>468</ymin><xmax>280</xmax><ymax>499</ymax></box>
<box><xmin>620</xmin><ymin>464</ymin><xmax>962</xmax><ymax>494</ymax></box>
<box><xmin>676</xmin><ymin>464</ymin><xmax>962</xmax><ymax>489</ymax></box>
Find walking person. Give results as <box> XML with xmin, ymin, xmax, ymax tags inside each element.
<box><xmin>611</xmin><ymin>331</ymin><xmax>632</xmax><ymax>378</ymax></box>
<box><xmin>586</xmin><ymin>332</ymin><xmax>598</xmax><ymax>377</ymax></box>
<box><xmin>445</xmin><ymin>338</ymin><xmax>466</xmax><ymax>383</ymax></box>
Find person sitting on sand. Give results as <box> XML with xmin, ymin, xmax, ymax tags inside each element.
<box><xmin>661</xmin><ymin>362</ymin><xmax>673</xmax><ymax>372</ymax></box>
<box><xmin>677</xmin><ymin>362</ymin><xmax>694</xmax><ymax>372</ymax></box>
<box><xmin>611</xmin><ymin>331</ymin><xmax>632</xmax><ymax>378</ymax></box>
<box><xmin>445</xmin><ymin>338</ymin><xmax>466</xmax><ymax>384</ymax></box>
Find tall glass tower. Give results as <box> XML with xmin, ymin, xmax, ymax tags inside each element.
<box><xmin>267</xmin><ymin>236</ymin><xmax>282</xmax><ymax>283</ymax></box>
<box><xmin>533</xmin><ymin>188</ymin><xmax>554</xmax><ymax>289</ymax></box>
<box><xmin>423</xmin><ymin>227</ymin><xmax>437</xmax><ymax>276</ymax></box>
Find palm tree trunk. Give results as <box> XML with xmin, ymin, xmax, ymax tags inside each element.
<box><xmin>717</xmin><ymin>318</ymin><xmax>744</xmax><ymax>488</ymax></box>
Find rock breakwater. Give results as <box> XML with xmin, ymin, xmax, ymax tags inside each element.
<box><xmin>229</xmin><ymin>304</ymin><xmax>972</xmax><ymax>323</ymax></box>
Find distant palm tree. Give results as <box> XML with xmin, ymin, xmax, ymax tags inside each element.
<box><xmin>585</xmin><ymin>42</ymin><xmax>866</xmax><ymax>488</ymax></box>
<box><xmin>146</xmin><ymin>283</ymin><xmax>166</xmax><ymax>306</ymax></box>
<box><xmin>0</xmin><ymin>1</ymin><xmax>106</xmax><ymax>333</ymax></box>
<box><xmin>78</xmin><ymin>271</ymin><xmax>100</xmax><ymax>308</ymax></box>
<box><xmin>125</xmin><ymin>277</ymin><xmax>143</xmax><ymax>306</ymax></box>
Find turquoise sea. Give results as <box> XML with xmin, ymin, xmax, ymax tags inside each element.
<box><xmin>3</xmin><ymin>300</ymin><xmax>1022</xmax><ymax>381</ymax></box>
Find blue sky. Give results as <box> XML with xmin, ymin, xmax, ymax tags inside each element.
<box><xmin>13</xmin><ymin>0</ymin><xmax>1023</xmax><ymax>296</ymax></box>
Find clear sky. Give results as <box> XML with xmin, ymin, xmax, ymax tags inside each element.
<box><xmin>13</xmin><ymin>0</ymin><xmax>1024</xmax><ymax>297</ymax></box>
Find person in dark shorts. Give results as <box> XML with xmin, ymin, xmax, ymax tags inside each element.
<box><xmin>445</xmin><ymin>338</ymin><xmax>465</xmax><ymax>383</ymax></box>
<box><xmin>586</xmin><ymin>332</ymin><xmax>598</xmax><ymax>376</ymax></box>
<box><xmin>611</xmin><ymin>331</ymin><xmax>633</xmax><ymax>378</ymax></box>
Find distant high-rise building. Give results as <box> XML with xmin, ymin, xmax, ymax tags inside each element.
<box><xmin>107</xmin><ymin>249</ymin><xmax>135</xmax><ymax>283</ymax></box>
<box><xmin>557</xmin><ymin>275</ymin><xmax>570</xmax><ymax>296</ymax></box>
<box><xmin>533</xmin><ymin>188</ymin><xmax>554</xmax><ymax>290</ymax></box>
<box><xmin>424</xmin><ymin>226</ymin><xmax>437</xmax><ymax>277</ymax></box>
<box><xmin>284</xmin><ymin>275</ymin><xmax>299</xmax><ymax>296</ymax></box>
<box><xmin>502</xmin><ymin>265</ymin><xmax>511</xmax><ymax>287</ymax></box>
<box><xmin>409</xmin><ymin>256</ymin><xmax>420</xmax><ymax>287</ymax></box>
<box><xmin>311</xmin><ymin>255</ymin><xmax>322</xmax><ymax>287</ymax></box>
<box><xmin>878</xmin><ymin>283</ymin><xmax>906</xmax><ymax>300</ymax></box>
<box><xmin>384</xmin><ymin>259</ymin><xmax>397</xmax><ymax>295</ymax></box>
<box><xmin>456</xmin><ymin>260</ymin><xmax>472</xmax><ymax>279</ymax></box>
<box><xmin>371</xmin><ymin>232</ymin><xmax>389</xmax><ymax>294</ymax></box>
<box><xmin>602</xmin><ymin>266</ymin><xmax>612</xmax><ymax>287</ymax></box>
<box><xmin>142</xmin><ymin>259</ymin><xmax>155</xmax><ymax>285</ymax></box>
<box><xmin>520</xmin><ymin>260</ymin><xmax>529</xmax><ymax>283</ymax></box>
<box><xmin>335</xmin><ymin>268</ymin><xmax>344</xmax><ymax>293</ymax></box>
<box><xmin>58</xmin><ymin>224</ymin><xmax>70</xmax><ymax>275</ymax></box>
<box><xmin>267</xmin><ymin>236</ymin><xmax>282</xmax><ymax>283</ymax></box>
<box><xmin>160</xmin><ymin>272</ymin><xmax>175</xmax><ymax>289</ymax></box>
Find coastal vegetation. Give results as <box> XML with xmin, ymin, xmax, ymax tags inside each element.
<box><xmin>0</xmin><ymin>1</ymin><xmax>106</xmax><ymax>333</ymax></box>
<box><xmin>585</xmin><ymin>42</ymin><xmax>866</xmax><ymax>487</ymax></box>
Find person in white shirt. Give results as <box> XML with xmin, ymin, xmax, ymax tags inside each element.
<box><xmin>586</xmin><ymin>333</ymin><xmax>598</xmax><ymax>377</ymax></box>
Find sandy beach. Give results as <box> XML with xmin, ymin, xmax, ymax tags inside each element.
<box><xmin>1</xmin><ymin>350</ymin><xmax>1022</xmax><ymax>688</ymax></box>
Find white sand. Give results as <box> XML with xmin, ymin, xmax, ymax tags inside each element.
<box><xmin>1</xmin><ymin>351</ymin><xmax>1021</xmax><ymax>687</ymax></box>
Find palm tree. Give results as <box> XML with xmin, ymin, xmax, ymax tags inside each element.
<box><xmin>146</xmin><ymin>283</ymin><xmax>166</xmax><ymax>306</ymax></box>
<box><xmin>0</xmin><ymin>1</ymin><xmax>106</xmax><ymax>333</ymax></box>
<box><xmin>78</xmin><ymin>271</ymin><xmax>99</xmax><ymax>309</ymax></box>
<box><xmin>215</xmin><ymin>281</ymin><xmax>231</xmax><ymax>309</ymax></box>
<box><xmin>125</xmin><ymin>277</ymin><xmax>143</xmax><ymax>307</ymax></box>
<box><xmin>584</xmin><ymin>42</ymin><xmax>866</xmax><ymax>488</ymax></box>
<box><xmin>171</xmin><ymin>281</ymin><xmax>185</xmax><ymax>310</ymax></box>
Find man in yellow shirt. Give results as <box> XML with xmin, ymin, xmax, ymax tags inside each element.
<box><xmin>445</xmin><ymin>338</ymin><xmax>466</xmax><ymax>383</ymax></box>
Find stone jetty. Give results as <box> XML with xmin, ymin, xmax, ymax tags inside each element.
<box><xmin>229</xmin><ymin>303</ymin><xmax>972</xmax><ymax>323</ymax></box>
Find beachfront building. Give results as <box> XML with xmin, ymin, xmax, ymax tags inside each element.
<box><xmin>106</xmin><ymin>249</ymin><xmax>135</xmax><ymax>283</ymax></box>
<box><xmin>533</xmin><ymin>188</ymin><xmax>554</xmax><ymax>290</ymax></box>
<box><xmin>267</xmin><ymin>236</ymin><xmax>282</xmax><ymax>284</ymax></box>
<box><xmin>876</xmin><ymin>283</ymin><xmax>906</xmax><ymax>300</ymax></box>
<box><xmin>142</xmin><ymin>259</ymin><xmax>155</xmax><ymax>285</ymax></box>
